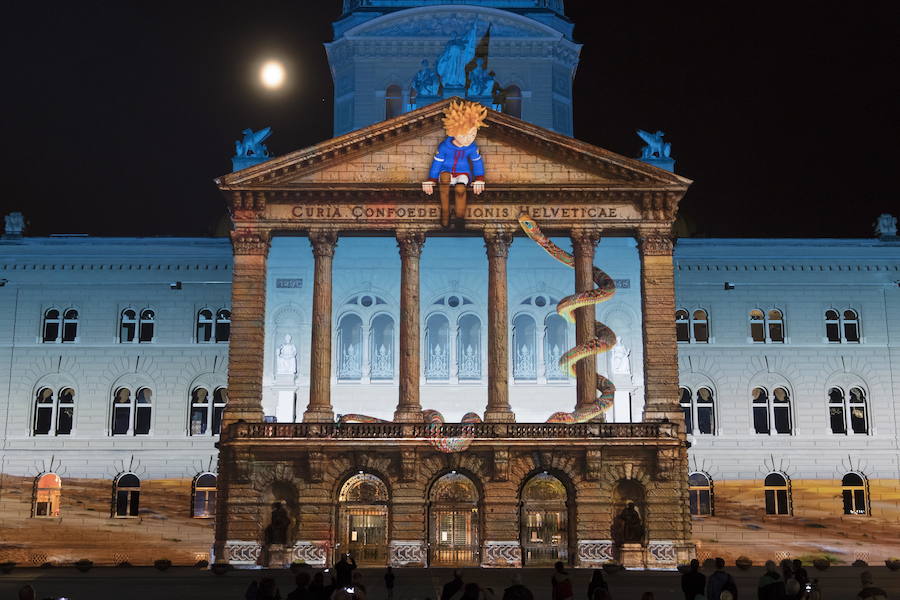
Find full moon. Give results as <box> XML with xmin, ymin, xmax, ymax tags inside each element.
<box><xmin>260</xmin><ymin>60</ymin><xmax>285</xmax><ymax>89</ymax></box>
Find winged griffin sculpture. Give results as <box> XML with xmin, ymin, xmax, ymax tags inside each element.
<box><xmin>637</xmin><ymin>129</ymin><xmax>672</xmax><ymax>160</ymax></box>
<box><xmin>235</xmin><ymin>127</ymin><xmax>272</xmax><ymax>159</ymax></box>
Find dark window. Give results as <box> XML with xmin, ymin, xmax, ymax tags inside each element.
<box><xmin>849</xmin><ymin>387</ymin><xmax>868</xmax><ymax>434</ymax></box>
<box><xmin>773</xmin><ymin>387</ymin><xmax>792</xmax><ymax>434</ymax></box>
<box><xmin>385</xmin><ymin>84</ymin><xmax>403</xmax><ymax>119</ymax></box>
<box><xmin>692</xmin><ymin>310</ymin><xmax>709</xmax><ymax>343</ymax></box>
<box><xmin>197</xmin><ymin>309</ymin><xmax>213</xmax><ymax>342</ymax></box>
<box><xmin>213</xmin><ymin>388</ymin><xmax>227</xmax><ymax>435</ymax></box>
<box><xmin>120</xmin><ymin>309</ymin><xmax>137</xmax><ymax>342</ymax></box>
<box><xmin>62</xmin><ymin>309</ymin><xmax>78</xmax><ymax>342</ymax></box>
<box><xmin>843</xmin><ymin>310</ymin><xmax>860</xmax><ymax>342</ymax></box>
<box><xmin>750</xmin><ymin>310</ymin><xmax>765</xmax><ymax>342</ymax></box>
<box><xmin>679</xmin><ymin>387</ymin><xmax>692</xmax><ymax>434</ymax></box>
<box><xmin>57</xmin><ymin>388</ymin><xmax>75</xmax><ymax>435</ymax></box>
<box><xmin>135</xmin><ymin>388</ymin><xmax>152</xmax><ymax>435</ymax></box>
<box><xmin>34</xmin><ymin>388</ymin><xmax>54</xmax><ymax>435</ymax></box>
<box><xmin>43</xmin><ymin>309</ymin><xmax>61</xmax><ymax>342</ymax></box>
<box><xmin>688</xmin><ymin>473</ymin><xmax>712</xmax><ymax>516</ymax></box>
<box><xmin>696</xmin><ymin>388</ymin><xmax>715</xmax><ymax>434</ymax></box>
<box><xmin>675</xmin><ymin>310</ymin><xmax>690</xmax><ymax>342</ymax></box>
<box><xmin>193</xmin><ymin>474</ymin><xmax>217</xmax><ymax>518</ymax></box>
<box><xmin>503</xmin><ymin>85</ymin><xmax>522</xmax><ymax>118</ymax></box>
<box><xmin>841</xmin><ymin>473</ymin><xmax>867</xmax><ymax>515</ymax></box>
<box><xmin>114</xmin><ymin>474</ymin><xmax>140</xmax><ymax>517</ymax></box>
<box><xmin>767</xmin><ymin>310</ymin><xmax>784</xmax><ymax>343</ymax></box>
<box><xmin>764</xmin><ymin>473</ymin><xmax>790</xmax><ymax>515</ymax></box>
<box><xmin>139</xmin><ymin>309</ymin><xmax>155</xmax><ymax>342</ymax></box>
<box><xmin>112</xmin><ymin>388</ymin><xmax>132</xmax><ymax>435</ymax></box>
<box><xmin>828</xmin><ymin>387</ymin><xmax>846</xmax><ymax>434</ymax></box>
<box><xmin>752</xmin><ymin>387</ymin><xmax>769</xmax><ymax>434</ymax></box>
<box><xmin>215</xmin><ymin>310</ymin><xmax>231</xmax><ymax>342</ymax></box>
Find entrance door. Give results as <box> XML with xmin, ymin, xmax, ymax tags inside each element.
<box><xmin>521</xmin><ymin>472</ymin><xmax>570</xmax><ymax>565</ymax></box>
<box><xmin>429</xmin><ymin>472</ymin><xmax>480</xmax><ymax>566</ymax></box>
<box><xmin>338</xmin><ymin>473</ymin><xmax>389</xmax><ymax>565</ymax></box>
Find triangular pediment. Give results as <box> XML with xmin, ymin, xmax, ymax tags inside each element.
<box><xmin>217</xmin><ymin>99</ymin><xmax>691</xmax><ymax>193</ymax></box>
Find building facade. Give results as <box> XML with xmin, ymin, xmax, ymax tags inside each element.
<box><xmin>0</xmin><ymin>0</ymin><xmax>898</xmax><ymax>568</ymax></box>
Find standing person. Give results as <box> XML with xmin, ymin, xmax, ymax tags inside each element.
<box><xmin>552</xmin><ymin>561</ymin><xmax>575</xmax><ymax>600</ymax></box>
<box><xmin>287</xmin><ymin>572</ymin><xmax>312</xmax><ymax>600</ymax></box>
<box><xmin>461</xmin><ymin>583</ymin><xmax>483</xmax><ymax>600</ymax></box>
<box><xmin>258</xmin><ymin>577</ymin><xmax>283</xmax><ymax>600</ymax></box>
<box><xmin>334</xmin><ymin>553</ymin><xmax>358</xmax><ymax>587</ymax></box>
<box><xmin>857</xmin><ymin>572</ymin><xmax>887</xmax><ymax>600</ymax></box>
<box><xmin>441</xmin><ymin>570</ymin><xmax>465</xmax><ymax>600</ymax></box>
<box><xmin>503</xmin><ymin>573</ymin><xmax>535</xmax><ymax>600</ymax></box>
<box><xmin>706</xmin><ymin>558</ymin><xmax>738</xmax><ymax>600</ymax></box>
<box><xmin>682</xmin><ymin>559</ymin><xmax>706</xmax><ymax>600</ymax></box>
<box><xmin>384</xmin><ymin>566</ymin><xmax>396</xmax><ymax>600</ymax></box>
<box><xmin>587</xmin><ymin>570</ymin><xmax>609</xmax><ymax>600</ymax></box>
<box><xmin>17</xmin><ymin>585</ymin><xmax>36</xmax><ymax>600</ymax></box>
<box><xmin>310</xmin><ymin>571</ymin><xmax>336</xmax><ymax>600</ymax></box>
<box><xmin>791</xmin><ymin>561</ymin><xmax>809</xmax><ymax>591</ymax></box>
<box><xmin>757</xmin><ymin>561</ymin><xmax>786</xmax><ymax>600</ymax></box>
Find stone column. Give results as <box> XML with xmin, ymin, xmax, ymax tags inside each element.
<box><xmin>304</xmin><ymin>229</ymin><xmax>338</xmax><ymax>423</ymax></box>
<box><xmin>394</xmin><ymin>230</ymin><xmax>426</xmax><ymax>422</ymax></box>
<box><xmin>484</xmin><ymin>227</ymin><xmax>515</xmax><ymax>422</ymax></box>
<box><xmin>222</xmin><ymin>228</ymin><xmax>270</xmax><ymax>428</ymax></box>
<box><xmin>637</xmin><ymin>228</ymin><xmax>682</xmax><ymax>424</ymax></box>
<box><xmin>571</xmin><ymin>229</ymin><xmax>601</xmax><ymax>416</ymax></box>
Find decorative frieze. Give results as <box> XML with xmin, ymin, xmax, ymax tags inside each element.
<box><xmin>308</xmin><ymin>451</ymin><xmax>325</xmax><ymax>483</ymax></box>
<box><xmin>638</xmin><ymin>231</ymin><xmax>674</xmax><ymax>257</ymax></box>
<box><xmin>400</xmin><ymin>449</ymin><xmax>417</xmax><ymax>482</ymax></box>
<box><xmin>389</xmin><ymin>540</ymin><xmax>427</xmax><ymax>567</ymax></box>
<box><xmin>231</xmin><ymin>229</ymin><xmax>270</xmax><ymax>256</ymax></box>
<box><xmin>577</xmin><ymin>540</ymin><xmax>614</xmax><ymax>566</ymax></box>
<box><xmin>585</xmin><ymin>449</ymin><xmax>602</xmax><ymax>481</ymax></box>
<box><xmin>292</xmin><ymin>541</ymin><xmax>329</xmax><ymax>567</ymax></box>
<box><xmin>482</xmin><ymin>541</ymin><xmax>522</xmax><ymax>568</ymax></box>
<box><xmin>647</xmin><ymin>541</ymin><xmax>677</xmax><ymax>566</ymax></box>
<box><xmin>493</xmin><ymin>448</ymin><xmax>509</xmax><ymax>481</ymax></box>
<box><xmin>224</xmin><ymin>540</ymin><xmax>262</xmax><ymax>566</ymax></box>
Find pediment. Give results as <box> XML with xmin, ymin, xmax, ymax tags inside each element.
<box><xmin>219</xmin><ymin>99</ymin><xmax>690</xmax><ymax>193</ymax></box>
<box><xmin>344</xmin><ymin>6</ymin><xmax>562</xmax><ymax>39</ymax></box>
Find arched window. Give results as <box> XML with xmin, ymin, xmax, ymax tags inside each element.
<box><xmin>692</xmin><ymin>310</ymin><xmax>709</xmax><ymax>342</ymax></box>
<box><xmin>212</xmin><ymin>388</ymin><xmax>227</xmax><ymax>434</ymax></box>
<box><xmin>112</xmin><ymin>387</ymin><xmax>152</xmax><ymax>436</ymax></box>
<box><xmin>544</xmin><ymin>314</ymin><xmax>568</xmax><ymax>381</ymax></box>
<box><xmin>34</xmin><ymin>387</ymin><xmax>75</xmax><ymax>436</ymax></box>
<box><xmin>675</xmin><ymin>309</ymin><xmax>690</xmax><ymax>342</ymax></box>
<box><xmin>215</xmin><ymin>310</ymin><xmax>231</xmax><ymax>342</ymax></box>
<box><xmin>139</xmin><ymin>309</ymin><xmax>155</xmax><ymax>342</ymax></box>
<box><xmin>764</xmin><ymin>473</ymin><xmax>790</xmax><ymax>515</ymax></box>
<box><xmin>369</xmin><ymin>314</ymin><xmax>394</xmax><ymax>381</ymax></box>
<box><xmin>337</xmin><ymin>314</ymin><xmax>363</xmax><ymax>381</ymax></box>
<box><xmin>679</xmin><ymin>387</ymin><xmax>693</xmax><ymax>433</ymax></box>
<box><xmin>521</xmin><ymin>472</ymin><xmax>569</xmax><ymax>564</ymax></box>
<box><xmin>114</xmin><ymin>473</ymin><xmax>140</xmax><ymax>518</ymax></box>
<box><xmin>425</xmin><ymin>314</ymin><xmax>450</xmax><ymax>380</ymax></box>
<box><xmin>430</xmin><ymin>472</ymin><xmax>480</xmax><ymax>566</ymax></box>
<box><xmin>513</xmin><ymin>314</ymin><xmax>537</xmax><ymax>380</ymax></box>
<box><xmin>841</xmin><ymin>473</ymin><xmax>868</xmax><ymax>515</ymax></box>
<box><xmin>688</xmin><ymin>472</ymin><xmax>713</xmax><ymax>516</ymax></box>
<box><xmin>196</xmin><ymin>309</ymin><xmax>214</xmax><ymax>342</ymax></box>
<box><xmin>339</xmin><ymin>473</ymin><xmax>389</xmax><ymax>564</ymax></box>
<box><xmin>62</xmin><ymin>309</ymin><xmax>79</xmax><ymax>342</ymax></box>
<box><xmin>385</xmin><ymin>84</ymin><xmax>403</xmax><ymax>119</ymax></box>
<box><xmin>120</xmin><ymin>309</ymin><xmax>137</xmax><ymax>342</ymax></box>
<box><xmin>829</xmin><ymin>386</ymin><xmax>868</xmax><ymax>434</ymax></box>
<box><xmin>190</xmin><ymin>388</ymin><xmax>210</xmax><ymax>435</ymax></box>
<box><xmin>457</xmin><ymin>314</ymin><xmax>481</xmax><ymax>381</ymax></box>
<box><xmin>42</xmin><ymin>309</ymin><xmax>61</xmax><ymax>342</ymax></box>
<box><xmin>192</xmin><ymin>473</ymin><xmax>217</xmax><ymax>518</ymax></box>
<box><xmin>750</xmin><ymin>309</ymin><xmax>785</xmax><ymax>343</ymax></box>
<box><xmin>752</xmin><ymin>387</ymin><xmax>792</xmax><ymax>435</ymax></box>
<box><xmin>503</xmin><ymin>85</ymin><xmax>522</xmax><ymax>118</ymax></box>
<box><xmin>825</xmin><ymin>309</ymin><xmax>860</xmax><ymax>343</ymax></box>
<box><xmin>33</xmin><ymin>473</ymin><xmax>61</xmax><ymax>517</ymax></box>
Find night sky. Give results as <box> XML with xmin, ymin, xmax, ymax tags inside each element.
<box><xmin>3</xmin><ymin>2</ymin><xmax>896</xmax><ymax>238</ymax></box>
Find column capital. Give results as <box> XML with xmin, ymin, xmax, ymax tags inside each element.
<box><xmin>308</xmin><ymin>228</ymin><xmax>339</xmax><ymax>258</ymax></box>
<box><xmin>483</xmin><ymin>227</ymin><xmax>514</xmax><ymax>258</ymax></box>
<box><xmin>230</xmin><ymin>229</ymin><xmax>271</xmax><ymax>256</ymax></box>
<box><xmin>396</xmin><ymin>229</ymin><xmax>427</xmax><ymax>258</ymax></box>
<box><xmin>570</xmin><ymin>228</ymin><xmax>602</xmax><ymax>254</ymax></box>
<box><xmin>637</xmin><ymin>229</ymin><xmax>674</xmax><ymax>256</ymax></box>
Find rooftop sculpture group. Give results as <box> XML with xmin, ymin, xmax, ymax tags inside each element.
<box><xmin>411</xmin><ymin>19</ymin><xmax>499</xmax><ymax>103</ymax></box>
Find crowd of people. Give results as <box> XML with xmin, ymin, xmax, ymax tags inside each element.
<box><xmin>13</xmin><ymin>554</ymin><xmax>890</xmax><ymax>600</ymax></box>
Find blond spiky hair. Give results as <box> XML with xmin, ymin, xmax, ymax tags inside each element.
<box><xmin>442</xmin><ymin>100</ymin><xmax>488</xmax><ymax>138</ymax></box>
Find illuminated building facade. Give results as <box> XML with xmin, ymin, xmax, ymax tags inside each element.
<box><xmin>0</xmin><ymin>0</ymin><xmax>897</xmax><ymax>567</ymax></box>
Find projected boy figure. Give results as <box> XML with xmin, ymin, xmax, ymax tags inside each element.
<box><xmin>422</xmin><ymin>100</ymin><xmax>488</xmax><ymax>227</ymax></box>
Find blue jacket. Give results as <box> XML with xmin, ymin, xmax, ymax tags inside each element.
<box><xmin>428</xmin><ymin>137</ymin><xmax>485</xmax><ymax>182</ymax></box>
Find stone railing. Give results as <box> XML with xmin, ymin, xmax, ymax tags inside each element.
<box><xmin>228</xmin><ymin>421</ymin><xmax>673</xmax><ymax>441</ymax></box>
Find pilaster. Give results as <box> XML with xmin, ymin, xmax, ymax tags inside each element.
<box><xmin>484</xmin><ymin>227</ymin><xmax>515</xmax><ymax>422</ymax></box>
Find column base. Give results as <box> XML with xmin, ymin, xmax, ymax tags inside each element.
<box><xmin>303</xmin><ymin>409</ymin><xmax>334</xmax><ymax>423</ymax></box>
<box><xmin>483</xmin><ymin>410</ymin><xmax>516</xmax><ymax>423</ymax></box>
<box><xmin>618</xmin><ymin>543</ymin><xmax>646</xmax><ymax>569</ymax></box>
<box><xmin>393</xmin><ymin>409</ymin><xmax>423</xmax><ymax>423</ymax></box>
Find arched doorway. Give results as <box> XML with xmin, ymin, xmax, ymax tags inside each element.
<box><xmin>429</xmin><ymin>472</ymin><xmax>480</xmax><ymax>566</ymax></box>
<box><xmin>521</xmin><ymin>472</ymin><xmax>570</xmax><ymax>565</ymax></box>
<box><xmin>338</xmin><ymin>473</ymin><xmax>389</xmax><ymax>564</ymax></box>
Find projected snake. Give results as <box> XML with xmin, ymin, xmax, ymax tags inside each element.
<box><xmin>517</xmin><ymin>212</ymin><xmax>617</xmax><ymax>423</ymax></box>
<box><xmin>340</xmin><ymin>214</ymin><xmax>616</xmax><ymax>451</ymax></box>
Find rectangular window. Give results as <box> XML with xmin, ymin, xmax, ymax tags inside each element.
<box><xmin>853</xmin><ymin>489</ymin><xmax>866</xmax><ymax>514</ymax></box>
<box><xmin>842</xmin><ymin>489</ymin><xmax>853</xmax><ymax>514</ymax></box>
<box><xmin>773</xmin><ymin>407</ymin><xmax>791</xmax><ymax>434</ymax></box>
<box><xmin>768</xmin><ymin>322</ymin><xmax>784</xmax><ymax>343</ymax></box>
<box><xmin>112</xmin><ymin>407</ymin><xmax>130</xmax><ymax>435</ymax></box>
<box><xmin>62</xmin><ymin>322</ymin><xmax>77</xmax><ymax>342</ymax></box>
<box><xmin>139</xmin><ymin>322</ymin><xmax>153</xmax><ymax>343</ymax></box>
<box><xmin>193</xmin><ymin>490</ymin><xmax>216</xmax><ymax>518</ymax></box>
<box><xmin>753</xmin><ymin>406</ymin><xmax>769</xmax><ymax>434</ymax></box>
<box><xmin>766</xmin><ymin>489</ymin><xmax>789</xmax><ymax>515</ymax></box>
<box><xmin>844</xmin><ymin>322</ymin><xmax>859</xmax><ymax>342</ymax></box>
<box><xmin>43</xmin><ymin>322</ymin><xmax>59</xmax><ymax>343</ymax></box>
<box><xmin>34</xmin><ymin>407</ymin><xmax>53</xmax><ymax>435</ymax></box>
<box><xmin>676</xmin><ymin>322</ymin><xmax>690</xmax><ymax>342</ymax></box>
<box><xmin>689</xmin><ymin>489</ymin><xmax>711</xmax><ymax>515</ymax></box>
<box><xmin>697</xmin><ymin>406</ymin><xmax>714</xmax><ymax>434</ymax></box>
<box><xmin>850</xmin><ymin>407</ymin><xmax>867</xmax><ymax>434</ymax></box>
<box><xmin>121</xmin><ymin>322</ymin><xmax>135</xmax><ymax>343</ymax></box>
<box><xmin>57</xmin><ymin>407</ymin><xmax>74</xmax><ymax>435</ymax></box>
<box><xmin>197</xmin><ymin>322</ymin><xmax>212</xmax><ymax>343</ymax></box>
<box><xmin>682</xmin><ymin>406</ymin><xmax>692</xmax><ymax>435</ymax></box>
<box><xmin>115</xmin><ymin>490</ymin><xmax>139</xmax><ymax>517</ymax></box>
<box><xmin>212</xmin><ymin>405</ymin><xmax>224</xmax><ymax>435</ymax></box>
<box><xmin>191</xmin><ymin>408</ymin><xmax>208</xmax><ymax>435</ymax></box>
<box><xmin>693</xmin><ymin>322</ymin><xmax>709</xmax><ymax>343</ymax></box>
<box><xmin>750</xmin><ymin>322</ymin><xmax>765</xmax><ymax>343</ymax></box>
<box><xmin>135</xmin><ymin>407</ymin><xmax>151</xmax><ymax>435</ymax></box>
<box><xmin>830</xmin><ymin>407</ymin><xmax>846</xmax><ymax>434</ymax></box>
<box><xmin>825</xmin><ymin>322</ymin><xmax>840</xmax><ymax>342</ymax></box>
<box><xmin>215</xmin><ymin>321</ymin><xmax>230</xmax><ymax>343</ymax></box>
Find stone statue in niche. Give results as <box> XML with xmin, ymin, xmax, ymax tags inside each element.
<box><xmin>4</xmin><ymin>212</ymin><xmax>24</xmax><ymax>237</ymax></box>
<box><xmin>616</xmin><ymin>502</ymin><xmax>645</xmax><ymax>543</ymax></box>
<box><xmin>611</xmin><ymin>337</ymin><xmax>631</xmax><ymax>375</ymax></box>
<box><xmin>277</xmin><ymin>334</ymin><xmax>297</xmax><ymax>375</ymax></box>
<box><xmin>436</xmin><ymin>20</ymin><xmax>478</xmax><ymax>88</ymax></box>
<box><xmin>636</xmin><ymin>129</ymin><xmax>672</xmax><ymax>160</ymax></box>
<box><xmin>411</xmin><ymin>59</ymin><xmax>441</xmax><ymax>97</ymax></box>
<box><xmin>466</xmin><ymin>58</ymin><xmax>495</xmax><ymax>98</ymax></box>
<box><xmin>265</xmin><ymin>501</ymin><xmax>291</xmax><ymax>545</ymax></box>
<box><xmin>234</xmin><ymin>127</ymin><xmax>272</xmax><ymax>158</ymax></box>
<box><xmin>874</xmin><ymin>213</ymin><xmax>897</xmax><ymax>237</ymax></box>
